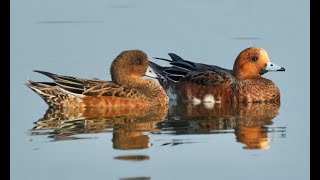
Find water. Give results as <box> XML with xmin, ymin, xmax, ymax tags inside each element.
<box><xmin>11</xmin><ymin>0</ymin><xmax>309</xmax><ymax>179</ymax></box>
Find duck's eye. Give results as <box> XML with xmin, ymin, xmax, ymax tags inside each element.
<box><xmin>135</xmin><ymin>59</ymin><xmax>142</xmax><ymax>65</ymax></box>
<box><xmin>251</xmin><ymin>56</ymin><xmax>258</xmax><ymax>61</ymax></box>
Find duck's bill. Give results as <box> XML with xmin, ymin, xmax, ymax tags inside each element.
<box><xmin>265</xmin><ymin>62</ymin><xmax>285</xmax><ymax>71</ymax></box>
<box><xmin>144</xmin><ymin>66</ymin><xmax>158</xmax><ymax>78</ymax></box>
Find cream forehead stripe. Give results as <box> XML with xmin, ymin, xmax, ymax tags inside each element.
<box><xmin>259</xmin><ymin>49</ymin><xmax>269</xmax><ymax>60</ymax></box>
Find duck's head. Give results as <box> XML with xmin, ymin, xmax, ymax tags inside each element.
<box><xmin>233</xmin><ymin>47</ymin><xmax>285</xmax><ymax>80</ymax></box>
<box><xmin>111</xmin><ymin>50</ymin><xmax>157</xmax><ymax>84</ymax></box>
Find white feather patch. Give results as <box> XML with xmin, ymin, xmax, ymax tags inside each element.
<box><xmin>58</xmin><ymin>87</ymin><xmax>84</xmax><ymax>98</ymax></box>
<box><xmin>192</xmin><ymin>97</ymin><xmax>201</xmax><ymax>105</ymax></box>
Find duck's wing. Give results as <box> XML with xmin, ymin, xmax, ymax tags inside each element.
<box><xmin>152</xmin><ymin>53</ymin><xmax>233</xmax><ymax>83</ymax></box>
<box><xmin>33</xmin><ymin>70</ymin><xmax>107</xmax><ymax>94</ymax></box>
<box><xmin>181</xmin><ymin>70</ymin><xmax>236</xmax><ymax>87</ymax></box>
<box><xmin>83</xmin><ymin>82</ymin><xmax>142</xmax><ymax>98</ymax></box>
<box><xmin>32</xmin><ymin>70</ymin><xmax>142</xmax><ymax>99</ymax></box>
<box><xmin>167</xmin><ymin>53</ymin><xmax>232</xmax><ymax>73</ymax></box>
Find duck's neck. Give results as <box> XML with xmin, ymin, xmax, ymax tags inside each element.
<box><xmin>233</xmin><ymin>71</ymin><xmax>262</xmax><ymax>80</ymax></box>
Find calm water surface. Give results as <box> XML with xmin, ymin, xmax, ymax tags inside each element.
<box><xmin>11</xmin><ymin>0</ymin><xmax>309</xmax><ymax>180</ymax></box>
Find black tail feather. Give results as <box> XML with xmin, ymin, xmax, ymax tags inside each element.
<box><xmin>153</xmin><ymin>57</ymin><xmax>172</xmax><ymax>62</ymax></box>
<box><xmin>168</xmin><ymin>53</ymin><xmax>184</xmax><ymax>61</ymax></box>
<box><xmin>33</xmin><ymin>70</ymin><xmax>57</xmax><ymax>79</ymax></box>
<box><xmin>37</xmin><ymin>82</ymin><xmax>57</xmax><ymax>86</ymax></box>
<box><xmin>148</xmin><ymin>61</ymin><xmax>168</xmax><ymax>76</ymax></box>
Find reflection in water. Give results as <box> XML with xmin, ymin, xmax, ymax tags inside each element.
<box><xmin>160</xmin><ymin>102</ymin><xmax>285</xmax><ymax>150</ymax></box>
<box><xmin>235</xmin><ymin>126</ymin><xmax>270</xmax><ymax>150</ymax></box>
<box><xmin>119</xmin><ymin>177</ymin><xmax>151</xmax><ymax>180</ymax></box>
<box><xmin>30</xmin><ymin>102</ymin><xmax>285</xmax><ymax>150</ymax></box>
<box><xmin>31</xmin><ymin>107</ymin><xmax>168</xmax><ymax>150</ymax></box>
<box><xmin>113</xmin><ymin>123</ymin><xmax>151</xmax><ymax>150</ymax></box>
<box><xmin>114</xmin><ymin>155</ymin><xmax>150</xmax><ymax>161</ymax></box>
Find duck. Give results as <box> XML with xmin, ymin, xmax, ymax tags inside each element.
<box><xmin>25</xmin><ymin>50</ymin><xmax>168</xmax><ymax>108</ymax></box>
<box><xmin>148</xmin><ymin>47</ymin><xmax>285</xmax><ymax>104</ymax></box>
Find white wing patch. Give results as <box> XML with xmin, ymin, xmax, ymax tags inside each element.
<box><xmin>59</xmin><ymin>87</ymin><xmax>84</xmax><ymax>98</ymax></box>
<box><xmin>192</xmin><ymin>97</ymin><xmax>201</xmax><ymax>105</ymax></box>
<box><xmin>203</xmin><ymin>94</ymin><xmax>214</xmax><ymax>103</ymax></box>
<box><xmin>192</xmin><ymin>94</ymin><xmax>221</xmax><ymax>108</ymax></box>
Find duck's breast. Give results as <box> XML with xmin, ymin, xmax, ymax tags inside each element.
<box><xmin>235</xmin><ymin>79</ymin><xmax>280</xmax><ymax>103</ymax></box>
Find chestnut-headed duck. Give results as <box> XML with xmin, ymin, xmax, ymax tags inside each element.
<box><xmin>25</xmin><ymin>50</ymin><xmax>168</xmax><ymax>108</ymax></box>
<box><xmin>149</xmin><ymin>47</ymin><xmax>285</xmax><ymax>104</ymax></box>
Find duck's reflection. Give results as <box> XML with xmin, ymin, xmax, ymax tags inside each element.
<box><xmin>235</xmin><ymin>126</ymin><xmax>270</xmax><ymax>150</ymax></box>
<box><xmin>114</xmin><ymin>155</ymin><xmax>150</xmax><ymax>161</ymax></box>
<box><xmin>31</xmin><ymin>102</ymin><xmax>285</xmax><ymax>150</ymax></box>
<box><xmin>31</xmin><ymin>107</ymin><xmax>167</xmax><ymax>150</ymax></box>
<box><xmin>160</xmin><ymin>102</ymin><xmax>285</xmax><ymax>150</ymax></box>
<box><xmin>112</xmin><ymin>119</ymin><xmax>160</xmax><ymax>150</ymax></box>
<box><xmin>119</xmin><ymin>177</ymin><xmax>151</xmax><ymax>180</ymax></box>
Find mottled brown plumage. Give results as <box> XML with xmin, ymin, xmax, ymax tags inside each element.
<box><xmin>25</xmin><ymin>50</ymin><xmax>168</xmax><ymax>108</ymax></box>
<box><xmin>31</xmin><ymin>106</ymin><xmax>168</xmax><ymax>145</ymax></box>
<box><xmin>149</xmin><ymin>47</ymin><xmax>285</xmax><ymax>104</ymax></box>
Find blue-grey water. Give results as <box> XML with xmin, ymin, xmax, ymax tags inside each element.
<box><xmin>11</xmin><ymin>0</ymin><xmax>309</xmax><ymax>180</ymax></box>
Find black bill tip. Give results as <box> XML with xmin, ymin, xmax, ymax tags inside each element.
<box><xmin>277</xmin><ymin>67</ymin><xmax>285</xmax><ymax>71</ymax></box>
